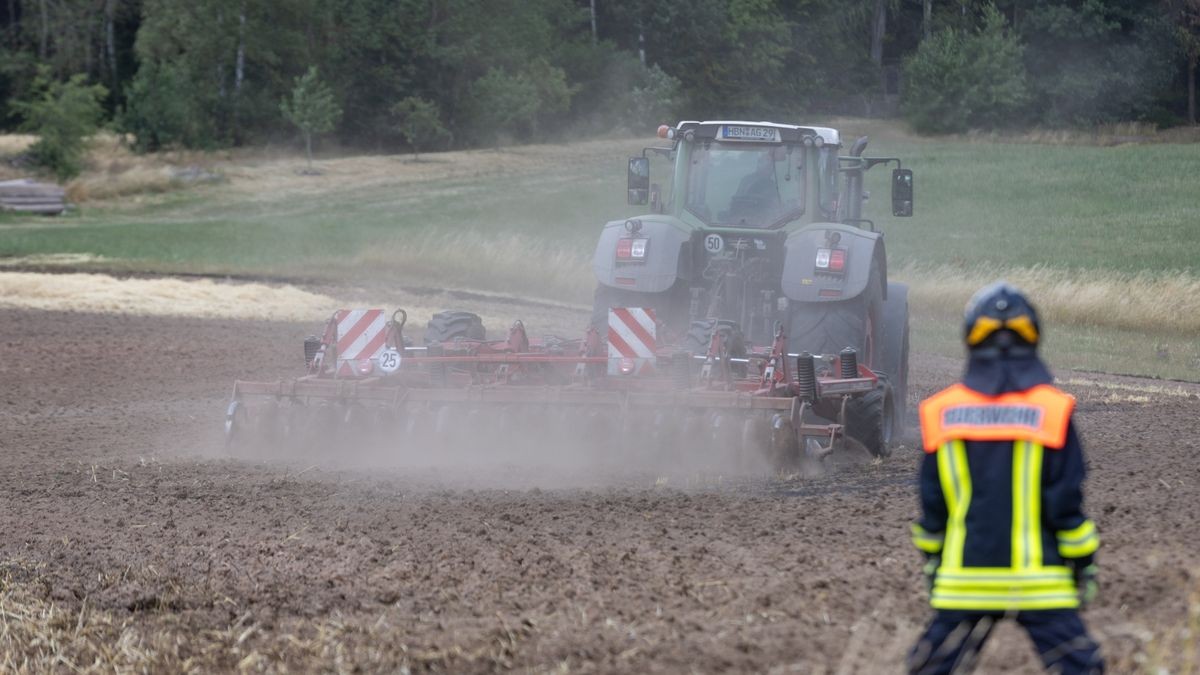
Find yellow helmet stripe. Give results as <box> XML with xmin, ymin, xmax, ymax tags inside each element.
<box><xmin>965</xmin><ymin>316</ymin><xmax>1002</xmax><ymax>346</ymax></box>
<box><xmin>966</xmin><ymin>314</ymin><xmax>1038</xmax><ymax>346</ymax></box>
<box><xmin>1004</xmin><ymin>315</ymin><xmax>1039</xmax><ymax>344</ymax></box>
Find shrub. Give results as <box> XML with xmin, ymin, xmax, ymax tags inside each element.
<box><xmin>467</xmin><ymin>68</ymin><xmax>541</xmax><ymax>144</ymax></box>
<box><xmin>627</xmin><ymin>65</ymin><xmax>682</xmax><ymax>131</ymax></box>
<box><xmin>391</xmin><ymin>96</ymin><xmax>451</xmax><ymax>159</ymax></box>
<box><xmin>903</xmin><ymin>5</ymin><xmax>1028</xmax><ymax>134</ymax></box>
<box><xmin>14</xmin><ymin>70</ymin><xmax>107</xmax><ymax>180</ymax></box>
<box><xmin>119</xmin><ymin>62</ymin><xmax>204</xmax><ymax>152</ymax></box>
<box><xmin>466</xmin><ymin>59</ymin><xmax>577</xmax><ymax>144</ymax></box>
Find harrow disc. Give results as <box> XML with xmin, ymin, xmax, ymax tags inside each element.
<box><xmin>224</xmin><ymin>399</ymin><xmax>246</xmax><ymax>450</ymax></box>
<box><xmin>740</xmin><ymin>415</ymin><xmax>767</xmax><ymax>472</ymax></box>
<box><xmin>769</xmin><ymin>413</ymin><xmax>800</xmax><ymax>471</ymax></box>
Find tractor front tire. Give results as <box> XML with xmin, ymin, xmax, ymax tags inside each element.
<box><xmin>424</xmin><ymin>310</ymin><xmax>486</xmax><ymax>345</ymax></box>
<box><xmin>844</xmin><ymin>376</ymin><xmax>895</xmax><ymax>458</ymax></box>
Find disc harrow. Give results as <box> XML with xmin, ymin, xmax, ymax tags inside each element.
<box><xmin>225</xmin><ymin>307</ymin><xmax>885</xmax><ymax>471</ymax></box>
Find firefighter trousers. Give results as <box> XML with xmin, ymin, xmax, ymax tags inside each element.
<box><xmin>906</xmin><ymin>609</ymin><xmax>1103</xmax><ymax>675</ymax></box>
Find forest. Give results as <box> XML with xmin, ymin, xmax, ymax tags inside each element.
<box><xmin>2</xmin><ymin>0</ymin><xmax>1199</xmax><ymax>163</ymax></box>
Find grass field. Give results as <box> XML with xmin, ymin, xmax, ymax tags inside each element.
<box><xmin>0</xmin><ymin>120</ymin><xmax>1197</xmax><ymax>380</ymax></box>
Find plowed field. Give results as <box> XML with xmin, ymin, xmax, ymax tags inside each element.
<box><xmin>2</xmin><ymin>303</ymin><xmax>1197</xmax><ymax>673</ymax></box>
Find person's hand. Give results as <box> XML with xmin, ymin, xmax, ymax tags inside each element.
<box><xmin>923</xmin><ymin>555</ymin><xmax>940</xmax><ymax>594</ymax></box>
<box><xmin>1074</xmin><ymin>563</ymin><xmax>1099</xmax><ymax>608</ymax></box>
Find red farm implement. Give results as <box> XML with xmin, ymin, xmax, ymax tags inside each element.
<box><xmin>225</xmin><ymin>307</ymin><xmax>890</xmax><ymax>470</ymax></box>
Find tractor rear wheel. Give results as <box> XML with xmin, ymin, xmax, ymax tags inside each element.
<box><xmin>787</xmin><ymin>267</ymin><xmax>884</xmax><ymax>363</ymax></box>
<box><xmin>788</xmin><ymin>265</ymin><xmax>888</xmax><ymax>454</ymax></box>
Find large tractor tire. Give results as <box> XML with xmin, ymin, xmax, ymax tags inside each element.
<box><xmin>788</xmin><ymin>265</ymin><xmax>890</xmax><ymax>456</ymax></box>
<box><xmin>788</xmin><ymin>265</ymin><xmax>884</xmax><ymax>367</ymax></box>
<box><xmin>682</xmin><ymin>319</ymin><xmax>747</xmax><ymax>356</ymax></box>
<box><xmin>424</xmin><ymin>310</ymin><xmax>485</xmax><ymax>345</ymax></box>
<box><xmin>881</xmin><ymin>282</ymin><xmax>911</xmax><ymax>440</ymax></box>
<box><xmin>682</xmin><ymin>319</ymin><xmax>748</xmax><ymax>378</ymax></box>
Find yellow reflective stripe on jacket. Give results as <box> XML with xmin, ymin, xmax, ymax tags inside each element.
<box><xmin>931</xmin><ymin>594</ymin><xmax>1080</xmax><ymax>611</ymax></box>
<box><xmin>1011</xmin><ymin>440</ymin><xmax>1044</xmax><ymax>569</ymax></box>
<box><xmin>937</xmin><ymin>440</ymin><xmax>972</xmax><ymax>569</ymax></box>
<box><xmin>911</xmin><ymin>523</ymin><xmax>944</xmax><ymax>554</ymax></box>
<box><xmin>1057</xmin><ymin>519</ymin><xmax>1100</xmax><ymax>558</ymax></box>
<box><xmin>932</xmin><ymin>565</ymin><xmax>1079</xmax><ymax>610</ymax></box>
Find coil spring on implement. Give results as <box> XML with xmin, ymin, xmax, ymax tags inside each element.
<box><xmin>673</xmin><ymin>352</ymin><xmax>692</xmax><ymax>389</ymax></box>
<box><xmin>303</xmin><ymin>335</ymin><xmax>322</xmax><ymax>367</ymax></box>
<box><xmin>796</xmin><ymin>352</ymin><xmax>817</xmax><ymax>402</ymax></box>
<box><xmin>839</xmin><ymin>347</ymin><xmax>858</xmax><ymax>379</ymax></box>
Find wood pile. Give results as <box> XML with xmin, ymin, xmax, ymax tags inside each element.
<box><xmin>0</xmin><ymin>179</ymin><xmax>66</xmax><ymax>215</ymax></box>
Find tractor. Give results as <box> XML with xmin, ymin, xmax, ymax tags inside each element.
<box><xmin>591</xmin><ymin>120</ymin><xmax>913</xmax><ymax>455</ymax></box>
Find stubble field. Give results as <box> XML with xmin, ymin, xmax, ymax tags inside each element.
<box><xmin>1</xmin><ymin>287</ymin><xmax>1197</xmax><ymax>673</ymax></box>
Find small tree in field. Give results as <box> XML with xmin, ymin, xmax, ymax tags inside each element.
<box><xmin>15</xmin><ymin>69</ymin><xmax>107</xmax><ymax>181</ymax></box>
<box><xmin>391</xmin><ymin>96</ymin><xmax>450</xmax><ymax>160</ymax></box>
<box><xmin>280</xmin><ymin>66</ymin><xmax>341</xmax><ymax>172</ymax></box>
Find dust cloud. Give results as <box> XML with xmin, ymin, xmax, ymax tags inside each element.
<box><xmin>221</xmin><ymin>396</ymin><xmax>870</xmax><ymax>491</ymax></box>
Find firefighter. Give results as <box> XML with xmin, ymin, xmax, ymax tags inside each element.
<box><xmin>907</xmin><ymin>281</ymin><xmax>1103</xmax><ymax>675</ymax></box>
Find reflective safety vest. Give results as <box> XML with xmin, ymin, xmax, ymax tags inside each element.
<box><xmin>912</xmin><ymin>383</ymin><xmax>1099</xmax><ymax>611</ymax></box>
<box><xmin>919</xmin><ymin>383</ymin><xmax>1073</xmax><ymax>452</ymax></box>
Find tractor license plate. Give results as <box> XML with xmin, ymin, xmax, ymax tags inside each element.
<box><xmin>719</xmin><ymin>125</ymin><xmax>780</xmax><ymax>142</ymax></box>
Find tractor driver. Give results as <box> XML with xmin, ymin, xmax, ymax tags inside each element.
<box><xmin>729</xmin><ymin>149</ymin><xmax>781</xmax><ymax>219</ymax></box>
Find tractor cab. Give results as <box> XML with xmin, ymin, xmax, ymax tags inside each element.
<box><xmin>628</xmin><ymin>121</ymin><xmax>912</xmax><ymax>230</ymax></box>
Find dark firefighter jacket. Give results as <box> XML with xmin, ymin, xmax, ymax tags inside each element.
<box><xmin>912</xmin><ymin>382</ymin><xmax>1100</xmax><ymax>611</ymax></box>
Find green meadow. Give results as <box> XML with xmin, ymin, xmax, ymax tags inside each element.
<box><xmin>1</xmin><ymin>121</ymin><xmax>1197</xmax><ymax>379</ymax></box>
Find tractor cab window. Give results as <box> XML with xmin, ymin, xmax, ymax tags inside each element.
<box><xmin>685</xmin><ymin>144</ymin><xmax>804</xmax><ymax>228</ymax></box>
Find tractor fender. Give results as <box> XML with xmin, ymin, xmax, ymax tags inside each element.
<box><xmin>592</xmin><ymin>216</ymin><xmax>692</xmax><ymax>294</ymax></box>
<box><xmin>780</xmin><ymin>223</ymin><xmax>887</xmax><ymax>303</ymax></box>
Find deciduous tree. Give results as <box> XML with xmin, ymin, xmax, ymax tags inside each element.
<box><xmin>280</xmin><ymin>66</ymin><xmax>341</xmax><ymax>171</ymax></box>
<box><xmin>391</xmin><ymin>96</ymin><xmax>450</xmax><ymax>160</ymax></box>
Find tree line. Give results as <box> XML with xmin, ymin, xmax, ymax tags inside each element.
<box><xmin>2</xmin><ymin>0</ymin><xmax>1198</xmax><ymax>169</ymax></box>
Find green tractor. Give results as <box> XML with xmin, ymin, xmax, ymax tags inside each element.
<box><xmin>591</xmin><ymin>120</ymin><xmax>914</xmax><ymax>456</ymax></box>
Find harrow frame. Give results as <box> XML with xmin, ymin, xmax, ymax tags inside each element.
<box><xmin>225</xmin><ymin>308</ymin><xmax>884</xmax><ymax>467</ymax></box>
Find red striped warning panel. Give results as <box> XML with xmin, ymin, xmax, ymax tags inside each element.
<box><xmin>607</xmin><ymin>307</ymin><xmax>656</xmax><ymax>375</ymax></box>
<box><xmin>334</xmin><ymin>309</ymin><xmax>388</xmax><ymax>377</ymax></box>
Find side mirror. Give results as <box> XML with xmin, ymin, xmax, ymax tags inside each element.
<box><xmin>892</xmin><ymin>168</ymin><xmax>913</xmax><ymax>217</ymax></box>
<box><xmin>627</xmin><ymin>156</ymin><xmax>650</xmax><ymax>205</ymax></box>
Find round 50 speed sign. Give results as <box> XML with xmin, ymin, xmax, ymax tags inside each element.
<box><xmin>704</xmin><ymin>233</ymin><xmax>724</xmax><ymax>253</ymax></box>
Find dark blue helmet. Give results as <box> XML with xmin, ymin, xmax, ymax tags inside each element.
<box><xmin>963</xmin><ymin>281</ymin><xmax>1040</xmax><ymax>353</ymax></box>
